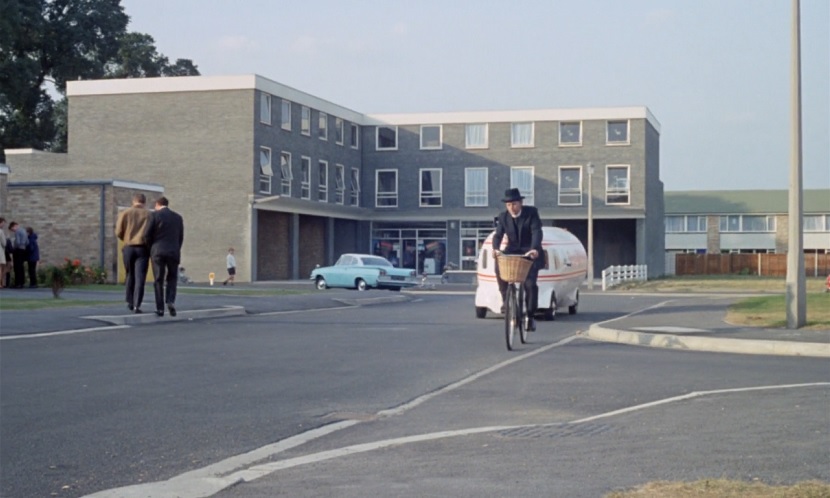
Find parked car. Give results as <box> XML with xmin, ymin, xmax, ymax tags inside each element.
<box><xmin>310</xmin><ymin>254</ymin><xmax>418</xmax><ymax>291</ymax></box>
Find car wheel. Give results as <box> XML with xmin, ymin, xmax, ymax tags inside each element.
<box><xmin>390</xmin><ymin>287</ymin><xmax>401</xmax><ymax>292</ymax></box>
<box><xmin>475</xmin><ymin>306</ymin><xmax>487</xmax><ymax>319</ymax></box>
<box><xmin>315</xmin><ymin>277</ymin><xmax>328</xmax><ymax>290</ymax></box>
<box><xmin>568</xmin><ymin>291</ymin><xmax>579</xmax><ymax>315</ymax></box>
<box><xmin>356</xmin><ymin>278</ymin><xmax>368</xmax><ymax>291</ymax></box>
<box><xmin>543</xmin><ymin>294</ymin><xmax>557</xmax><ymax>321</ymax></box>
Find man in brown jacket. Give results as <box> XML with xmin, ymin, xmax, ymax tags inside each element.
<box><xmin>116</xmin><ymin>193</ymin><xmax>151</xmax><ymax>313</ymax></box>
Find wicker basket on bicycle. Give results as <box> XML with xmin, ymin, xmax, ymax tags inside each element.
<box><xmin>496</xmin><ymin>254</ymin><xmax>534</xmax><ymax>283</ymax></box>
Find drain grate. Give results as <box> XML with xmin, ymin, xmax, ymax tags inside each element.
<box><xmin>498</xmin><ymin>423</ymin><xmax>614</xmax><ymax>439</ymax></box>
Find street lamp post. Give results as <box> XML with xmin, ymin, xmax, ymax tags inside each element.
<box><xmin>587</xmin><ymin>163</ymin><xmax>594</xmax><ymax>290</ymax></box>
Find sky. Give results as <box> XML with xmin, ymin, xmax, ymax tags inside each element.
<box><xmin>120</xmin><ymin>0</ymin><xmax>829</xmax><ymax>192</ymax></box>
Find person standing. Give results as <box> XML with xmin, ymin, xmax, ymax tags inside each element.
<box><xmin>9</xmin><ymin>222</ymin><xmax>29</xmax><ymax>289</ymax></box>
<box><xmin>25</xmin><ymin>227</ymin><xmax>40</xmax><ymax>288</ymax></box>
<box><xmin>116</xmin><ymin>193</ymin><xmax>152</xmax><ymax>313</ymax></box>
<box><xmin>0</xmin><ymin>218</ymin><xmax>7</xmax><ymax>289</ymax></box>
<box><xmin>143</xmin><ymin>196</ymin><xmax>184</xmax><ymax>317</ymax></box>
<box><xmin>223</xmin><ymin>247</ymin><xmax>236</xmax><ymax>286</ymax></box>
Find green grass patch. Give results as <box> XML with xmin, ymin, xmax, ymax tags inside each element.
<box><xmin>616</xmin><ymin>276</ymin><xmax>826</xmax><ymax>294</ymax></box>
<box><xmin>0</xmin><ymin>298</ymin><xmax>115</xmax><ymax>311</ymax></box>
<box><xmin>71</xmin><ymin>284</ymin><xmax>308</xmax><ymax>296</ymax></box>
<box><xmin>727</xmin><ymin>293</ymin><xmax>830</xmax><ymax>329</ymax></box>
<box><xmin>605</xmin><ymin>479</ymin><xmax>830</xmax><ymax>497</ymax></box>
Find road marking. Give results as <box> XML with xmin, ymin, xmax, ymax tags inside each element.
<box><xmin>0</xmin><ymin>325</ymin><xmax>131</xmax><ymax>341</ymax></box>
<box><xmin>83</xmin><ymin>381</ymin><xmax>830</xmax><ymax>497</ymax></box>
<box><xmin>256</xmin><ymin>305</ymin><xmax>357</xmax><ymax>316</ymax></box>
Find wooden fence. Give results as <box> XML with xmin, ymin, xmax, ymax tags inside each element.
<box><xmin>675</xmin><ymin>253</ymin><xmax>830</xmax><ymax>277</ymax></box>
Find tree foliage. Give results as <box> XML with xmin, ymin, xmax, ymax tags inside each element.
<box><xmin>0</xmin><ymin>0</ymin><xmax>199</xmax><ymax>159</ymax></box>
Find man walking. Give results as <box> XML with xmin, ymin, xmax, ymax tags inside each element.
<box><xmin>143</xmin><ymin>196</ymin><xmax>184</xmax><ymax>317</ymax></box>
<box><xmin>9</xmin><ymin>222</ymin><xmax>29</xmax><ymax>289</ymax></box>
<box><xmin>116</xmin><ymin>193</ymin><xmax>151</xmax><ymax>313</ymax></box>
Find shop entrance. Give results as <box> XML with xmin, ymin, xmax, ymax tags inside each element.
<box><xmin>372</xmin><ymin>223</ymin><xmax>447</xmax><ymax>275</ymax></box>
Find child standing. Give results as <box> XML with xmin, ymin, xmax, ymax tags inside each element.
<box><xmin>223</xmin><ymin>247</ymin><xmax>236</xmax><ymax>286</ymax></box>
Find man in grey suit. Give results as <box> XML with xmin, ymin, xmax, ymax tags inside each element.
<box><xmin>143</xmin><ymin>196</ymin><xmax>184</xmax><ymax>317</ymax></box>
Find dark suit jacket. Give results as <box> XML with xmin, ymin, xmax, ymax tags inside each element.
<box><xmin>492</xmin><ymin>206</ymin><xmax>543</xmax><ymax>255</ymax></box>
<box><xmin>144</xmin><ymin>207</ymin><xmax>184</xmax><ymax>260</ymax></box>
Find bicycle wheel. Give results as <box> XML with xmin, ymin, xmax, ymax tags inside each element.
<box><xmin>504</xmin><ymin>285</ymin><xmax>516</xmax><ymax>351</ymax></box>
<box><xmin>518</xmin><ymin>284</ymin><xmax>528</xmax><ymax>344</ymax></box>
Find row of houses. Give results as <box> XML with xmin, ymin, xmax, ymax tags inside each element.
<box><xmin>1</xmin><ymin>74</ymin><xmax>827</xmax><ymax>282</ymax></box>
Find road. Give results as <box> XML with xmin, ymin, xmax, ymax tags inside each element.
<box><xmin>1</xmin><ymin>292</ymin><xmax>828</xmax><ymax>497</ymax></box>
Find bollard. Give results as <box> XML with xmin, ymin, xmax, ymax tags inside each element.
<box><xmin>209</xmin><ymin>272</ymin><xmax>215</xmax><ymax>286</ymax></box>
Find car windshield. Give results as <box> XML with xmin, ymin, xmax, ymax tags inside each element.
<box><xmin>360</xmin><ymin>256</ymin><xmax>392</xmax><ymax>267</ymax></box>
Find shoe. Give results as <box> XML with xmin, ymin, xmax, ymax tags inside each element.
<box><xmin>500</xmin><ymin>305</ymin><xmax>506</xmax><ymax>314</ymax></box>
<box><xmin>128</xmin><ymin>304</ymin><xmax>134</xmax><ymax>311</ymax></box>
<box><xmin>223</xmin><ymin>281</ymin><xmax>227</xmax><ymax>286</ymax></box>
<box><xmin>134</xmin><ymin>308</ymin><xmax>143</xmax><ymax>314</ymax></box>
<box><xmin>155</xmin><ymin>309</ymin><xmax>164</xmax><ymax>317</ymax></box>
<box><xmin>525</xmin><ymin>317</ymin><xmax>536</xmax><ymax>332</ymax></box>
<box><xmin>29</xmin><ymin>284</ymin><xmax>38</xmax><ymax>288</ymax></box>
<box><xmin>167</xmin><ymin>304</ymin><xmax>177</xmax><ymax>317</ymax></box>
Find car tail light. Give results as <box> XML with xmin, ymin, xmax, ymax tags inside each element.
<box><xmin>410</xmin><ymin>270</ymin><xmax>416</xmax><ymax>277</ymax></box>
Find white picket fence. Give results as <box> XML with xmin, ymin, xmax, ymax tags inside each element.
<box><xmin>601</xmin><ymin>264</ymin><xmax>648</xmax><ymax>291</ymax></box>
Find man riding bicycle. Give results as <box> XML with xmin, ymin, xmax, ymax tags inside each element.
<box><xmin>492</xmin><ymin>188</ymin><xmax>543</xmax><ymax>331</ymax></box>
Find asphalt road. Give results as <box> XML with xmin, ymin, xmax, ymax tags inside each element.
<box><xmin>1</xmin><ymin>293</ymin><xmax>828</xmax><ymax>498</ymax></box>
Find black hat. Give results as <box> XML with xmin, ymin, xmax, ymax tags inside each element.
<box><xmin>501</xmin><ymin>188</ymin><xmax>525</xmax><ymax>202</ymax></box>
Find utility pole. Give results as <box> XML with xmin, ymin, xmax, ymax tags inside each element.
<box><xmin>786</xmin><ymin>0</ymin><xmax>806</xmax><ymax>328</ymax></box>
<box><xmin>587</xmin><ymin>163</ymin><xmax>594</xmax><ymax>289</ymax></box>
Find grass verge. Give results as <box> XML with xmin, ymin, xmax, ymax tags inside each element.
<box><xmin>0</xmin><ymin>298</ymin><xmax>115</xmax><ymax>311</ymax></box>
<box><xmin>606</xmin><ymin>479</ymin><xmax>830</xmax><ymax>497</ymax></box>
<box><xmin>726</xmin><ymin>293</ymin><xmax>830</xmax><ymax>329</ymax></box>
<box><xmin>72</xmin><ymin>284</ymin><xmax>308</xmax><ymax>296</ymax></box>
<box><xmin>615</xmin><ymin>276</ymin><xmax>827</xmax><ymax>293</ymax></box>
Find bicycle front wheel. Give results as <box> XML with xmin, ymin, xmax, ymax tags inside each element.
<box><xmin>518</xmin><ymin>285</ymin><xmax>528</xmax><ymax>344</ymax></box>
<box><xmin>504</xmin><ymin>285</ymin><xmax>516</xmax><ymax>351</ymax></box>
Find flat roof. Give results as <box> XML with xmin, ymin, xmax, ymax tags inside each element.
<box><xmin>66</xmin><ymin>75</ymin><xmax>660</xmax><ymax>131</ymax></box>
<box><xmin>665</xmin><ymin>189</ymin><xmax>830</xmax><ymax>215</ymax></box>
<box><xmin>9</xmin><ymin>179</ymin><xmax>164</xmax><ymax>192</ymax></box>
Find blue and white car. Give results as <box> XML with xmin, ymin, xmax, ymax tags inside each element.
<box><xmin>310</xmin><ymin>253</ymin><xmax>418</xmax><ymax>291</ymax></box>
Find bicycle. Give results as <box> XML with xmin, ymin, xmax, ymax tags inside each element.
<box><xmin>495</xmin><ymin>253</ymin><xmax>534</xmax><ymax>351</ymax></box>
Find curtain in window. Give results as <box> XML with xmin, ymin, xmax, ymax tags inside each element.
<box><xmin>510</xmin><ymin>168</ymin><xmax>534</xmax><ymax>205</ymax></box>
<box><xmin>466</xmin><ymin>124</ymin><xmax>486</xmax><ymax>147</ymax></box>
<box><xmin>260</xmin><ymin>149</ymin><xmax>273</xmax><ymax>175</ymax></box>
<box><xmin>465</xmin><ymin>168</ymin><xmax>487</xmax><ymax>206</ymax></box>
<box><xmin>511</xmin><ymin>123</ymin><xmax>532</xmax><ymax>146</ymax></box>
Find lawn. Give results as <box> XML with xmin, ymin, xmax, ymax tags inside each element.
<box><xmin>72</xmin><ymin>284</ymin><xmax>308</xmax><ymax>296</ymax></box>
<box><xmin>0</xmin><ymin>298</ymin><xmax>115</xmax><ymax>311</ymax></box>
<box><xmin>615</xmin><ymin>275</ymin><xmax>827</xmax><ymax>293</ymax></box>
<box><xmin>726</xmin><ymin>293</ymin><xmax>830</xmax><ymax>329</ymax></box>
<box><xmin>606</xmin><ymin>479</ymin><xmax>830</xmax><ymax>497</ymax></box>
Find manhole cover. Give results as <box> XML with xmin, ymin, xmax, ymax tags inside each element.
<box><xmin>498</xmin><ymin>423</ymin><xmax>614</xmax><ymax>439</ymax></box>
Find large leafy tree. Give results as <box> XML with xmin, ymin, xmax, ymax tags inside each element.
<box><xmin>0</xmin><ymin>0</ymin><xmax>199</xmax><ymax>160</ymax></box>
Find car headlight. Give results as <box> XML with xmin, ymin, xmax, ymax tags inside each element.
<box><xmin>379</xmin><ymin>269</ymin><xmax>387</xmax><ymax>276</ymax></box>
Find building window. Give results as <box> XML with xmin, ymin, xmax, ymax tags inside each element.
<box><xmin>607</xmin><ymin>120</ymin><xmax>629</xmax><ymax>145</ymax></box>
<box><xmin>280</xmin><ymin>152</ymin><xmax>292</xmax><ymax>196</ymax></box>
<box><xmin>318</xmin><ymin>160</ymin><xmax>328</xmax><ymax>202</ymax></box>
<box><xmin>665</xmin><ymin>216</ymin><xmax>685</xmax><ymax>233</ymax></box>
<box><xmin>420</xmin><ymin>168</ymin><xmax>442</xmax><ymax>207</ymax></box>
<box><xmin>686</xmin><ymin>215</ymin><xmax>707</xmax><ymax>232</ymax></box>
<box><xmin>350</xmin><ymin>124</ymin><xmax>359</xmax><ymax>149</ymax></box>
<box><xmin>301</xmin><ymin>106</ymin><xmax>311</xmax><ymax>136</ymax></box>
<box><xmin>606</xmin><ymin>165</ymin><xmax>630</xmax><ymax>205</ymax></box>
<box><xmin>350</xmin><ymin>167</ymin><xmax>360</xmax><ymax>206</ymax></box>
<box><xmin>559</xmin><ymin>121</ymin><xmax>581</xmax><ymax>146</ymax></box>
<box><xmin>335</xmin><ymin>118</ymin><xmax>344</xmax><ymax>145</ymax></box>
<box><xmin>464</xmin><ymin>168</ymin><xmax>488</xmax><ymax>207</ymax></box>
<box><xmin>803</xmin><ymin>215</ymin><xmax>827</xmax><ymax>232</ymax></box>
<box><xmin>334</xmin><ymin>164</ymin><xmax>345</xmax><ymax>204</ymax></box>
<box><xmin>719</xmin><ymin>215</ymin><xmax>775</xmax><ymax>232</ymax></box>
<box><xmin>511</xmin><ymin>122</ymin><xmax>534</xmax><ymax>147</ymax></box>
<box><xmin>259</xmin><ymin>147</ymin><xmax>273</xmax><ymax>194</ymax></box>
<box><xmin>376</xmin><ymin>126</ymin><xmax>397</xmax><ymax>150</ymax></box>
<box><xmin>281</xmin><ymin>100</ymin><xmax>291</xmax><ymax>130</ymax></box>
<box><xmin>260</xmin><ymin>94</ymin><xmax>271</xmax><ymax>125</ymax></box>
<box><xmin>420</xmin><ymin>125</ymin><xmax>442</xmax><ymax>150</ymax></box>
<box><xmin>300</xmin><ymin>156</ymin><xmax>311</xmax><ymax>199</ymax></box>
<box><xmin>318</xmin><ymin>112</ymin><xmax>328</xmax><ymax>140</ymax></box>
<box><xmin>665</xmin><ymin>215</ymin><xmax>707</xmax><ymax>233</ymax></box>
<box><xmin>510</xmin><ymin>166</ymin><xmax>534</xmax><ymax>206</ymax></box>
<box><xmin>376</xmin><ymin>169</ymin><xmax>398</xmax><ymax>207</ymax></box>
<box><xmin>558</xmin><ymin>166</ymin><xmax>582</xmax><ymax>206</ymax></box>
<box><xmin>465</xmin><ymin>123</ymin><xmax>488</xmax><ymax>149</ymax></box>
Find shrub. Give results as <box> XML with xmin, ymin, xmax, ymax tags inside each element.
<box><xmin>37</xmin><ymin>258</ymin><xmax>108</xmax><ymax>298</ymax></box>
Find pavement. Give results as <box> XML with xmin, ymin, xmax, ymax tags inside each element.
<box><xmin>1</xmin><ymin>280</ymin><xmax>828</xmax><ymax>358</ymax></box>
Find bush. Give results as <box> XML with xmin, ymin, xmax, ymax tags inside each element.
<box><xmin>37</xmin><ymin>258</ymin><xmax>108</xmax><ymax>297</ymax></box>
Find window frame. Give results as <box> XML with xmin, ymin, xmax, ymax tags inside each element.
<box><xmin>300</xmin><ymin>106</ymin><xmax>311</xmax><ymax>136</ymax></box>
<box><xmin>510</xmin><ymin>166</ymin><xmax>535</xmax><ymax>206</ymax></box>
<box><xmin>510</xmin><ymin>122</ymin><xmax>535</xmax><ymax>148</ymax></box>
<box><xmin>464</xmin><ymin>167</ymin><xmax>488</xmax><ymax>207</ymax></box>
<box><xmin>280</xmin><ymin>100</ymin><xmax>291</xmax><ymax>131</ymax></box>
<box><xmin>420</xmin><ymin>124</ymin><xmax>443</xmax><ymax>150</ymax></box>
<box><xmin>317</xmin><ymin>159</ymin><xmax>328</xmax><ymax>202</ymax></box>
<box><xmin>350</xmin><ymin>167</ymin><xmax>360</xmax><ymax>206</ymax></box>
<box><xmin>279</xmin><ymin>151</ymin><xmax>292</xmax><ymax>196</ymax></box>
<box><xmin>259</xmin><ymin>146</ymin><xmax>273</xmax><ymax>194</ymax></box>
<box><xmin>375</xmin><ymin>169</ymin><xmax>398</xmax><ymax>208</ymax></box>
<box><xmin>318</xmin><ymin>112</ymin><xmax>328</xmax><ymax>141</ymax></box>
<box><xmin>557</xmin><ymin>165</ymin><xmax>583</xmax><ymax>206</ymax></box>
<box><xmin>300</xmin><ymin>156</ymin><xmax>311</xmax><ymax>200</ymax></box>
<box><xmin>559</xmin><ymin>121</ymin><xmax>582</xmax><ymax>146</ymax></box>
<box><xmin>350</xmin><ymin>123</ymin><xmax>359</xmax><ymax>149</ymax></box>
<box><xmin>334</xmin><ymin>163</ymin><xmax>345</xmax><ymax>205</ymax></box>
<box><xmin>606</xmin><ymin>119</ymin><xmax>630</xmax><ymax>145</ymax></box>
<box><xmin>260</xmin><ymin>93</ymin><xmax>271</xmax><ymax>125</ymax></box>
<box><xmin>605</xmin><ymin>165</ymin><xmax>631</xmax><ymax>205</ymax></box>
<box><xmin>335</xmin><ymin>117</ymin><xmax>344</xmax><ymax>145</ymax></box>
<box><xmin>465</xmin><ymin>123</ymin><xmax>489</xmax><ymax>149</ymax></box>
<box><xmin>376</xmin><ymin>126</ymin><xmax>398</xmax><ymax>151</ymax></box>
<box><xmin>419</xmin><ymin>168</ymin><xmax>443</xmax><ymax>207</ymax></box>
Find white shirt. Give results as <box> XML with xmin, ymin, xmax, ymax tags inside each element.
<box><xmin>227</xmin><ymin>253</ymin><xmax>236</xmax><ymax>269</ymax></box>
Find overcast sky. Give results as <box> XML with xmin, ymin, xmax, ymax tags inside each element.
<box><xmin>121</xmin><ymin>0</ymin><xmax>829</xmax><ymax>192</ymax></box>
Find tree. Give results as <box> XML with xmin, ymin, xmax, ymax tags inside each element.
<box><xmin>0</xmin><ymin>0</ymin><xmax>199</xmax><ymax>160</ymax></box>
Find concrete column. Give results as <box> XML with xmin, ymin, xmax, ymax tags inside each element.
<box><xmin>249</xmin><ymin>205</ymin><xmax>258</xmax><ymax>282</ymax></box>
<box><xmin>291</xmin><ymin>213</ymin><xmax>300</xmax><ymax>280</ymax></box>
<box><xmin>326</xmin><ymin>217</ymin><xmax>335</xmax><ymax>266</ymax></box>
